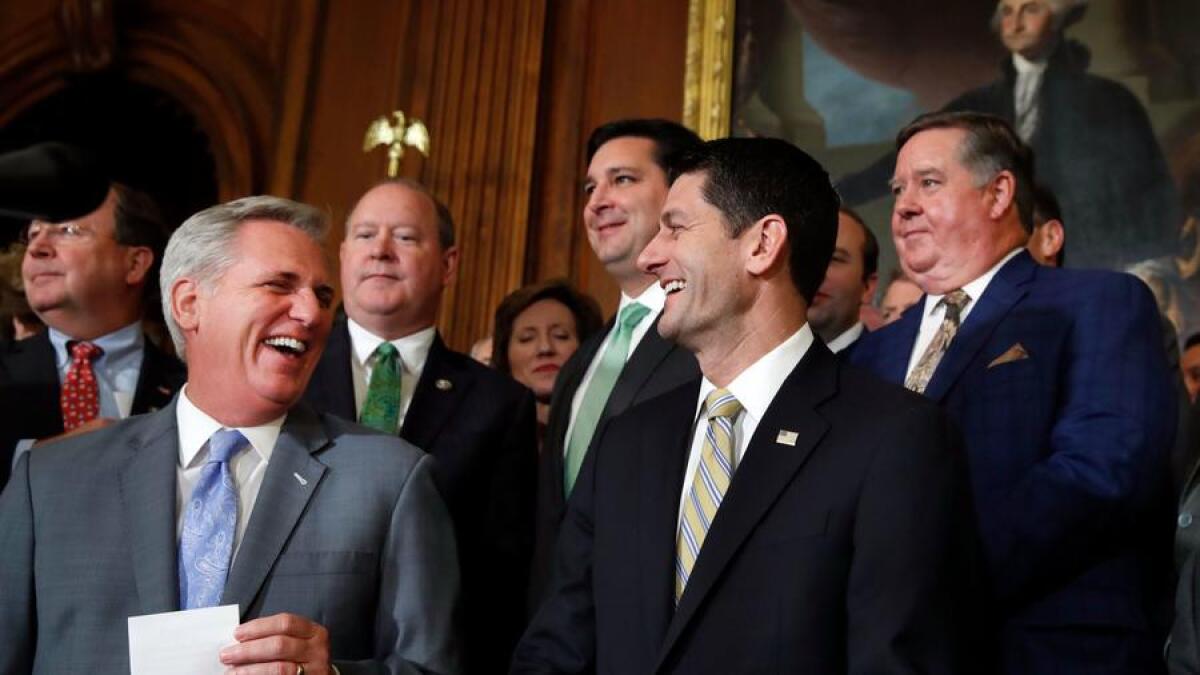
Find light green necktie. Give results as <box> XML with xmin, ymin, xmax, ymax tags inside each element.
<box><xmin>563</xmin><ymin>301</ymin><xmax>651</xmax><ymax>496</ymax></box>
<box><xmin>360</xmin><ymin>342</ymin><xmax>402</xmax><ymax>433</ymax></box>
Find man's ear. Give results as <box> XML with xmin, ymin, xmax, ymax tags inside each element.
<box><xmin>124</xmin><ymin>247</ymin><xmax>154</xmax><ymax>286</ymax></box>
<box><xmin>441</xmin><ymin>245</ymin><xmax>460</xmax><ymax>286</ymax></box>
<box><xmin>170</xmin><ymin>278</ymin><xmax>202</xmax><ymax>335</ymax></box>
<box><xmin>745</xmin><ymin>214</ymin><xmax>789</xmax><ymax>277</ymax></box>
<box><xmin>987</xmin><ymin>170</ymin><xmax>1017</xmax><ymax>220</ymax></box>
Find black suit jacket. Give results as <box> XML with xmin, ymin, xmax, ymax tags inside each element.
<box><xmin>514</xmin><ymin>343</ymin><xmax>980</xmax><ymax>673</ymax></box>
<box><xmin>530</xmin><ymin>314</ymin><xmax>699</xmax><ymax>606</ymax></box>
<box><xmin>0</xmin><ymin>330</ymin><xmax>185</xmax><ymax>488</ymax></box>
<box><xmin>303</xmin><ymin>317</ymin><xmax>538</xmax><ymax>674</ymax></box>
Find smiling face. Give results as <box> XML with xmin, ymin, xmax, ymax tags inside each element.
<box><xmin>807</xmin><ymin>212</ymin><xmax>876</xmax><ymax>342</ymax></box>
<box><xmin>637</xmin><ymin>171</ymin><xmax>750</xmax><ymax>353</ymax></box>
<box><xmin>999</xmin><ymin>0</ymin><xmax>1059</xmax><ymax>60</ymax></box>
<box><xmin>891</xmin><ymin>127</ymin><xmax>1021</xmax><ymax>294</ymax></box>
<box><xmin>22</xmin><ymin>188</ymin><xmax>151</xmax><ymax>338</ymax></box>
<box><xmin>506</xmin><ymin>298</ymin><xmax>580</xmax><ymax>400</ymax></box>
<box><xmin>174</xmin><ymin>219</ymin><xmax>335</xmax><ymax>425</ymax></box>
<box><xmin>341</xmin><ymin>183</ymin><xmax>458</xmax><ymax>339</ymax></box>
<box><xmin>583</xmin><ymin>137</ymin><xmax>670</xmax><ymax>290</ymax></box>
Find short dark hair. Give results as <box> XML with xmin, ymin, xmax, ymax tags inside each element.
<box><xmin>897</xmin><ymin>111</ymin><xmax>1036</xmax><ymax>232</ymax></box>
<box><xmin>111</xmin><ymin>183</ymin><xmax>170</xmax><ymax>312</ymax></box>
<box><xmin>491</xmin><ymin>279</ymin><xmax>604</xmax><ymax>376</ymax></box>
<box><xmin>670</xmin><ymin>137</ymin><xmax>840</xmax><ymax>303</ymax></box>
<box><xmin>585</xmin><ymin>118</ymin><xmax>703</xmax><ymax>174</ymax></box>
<box><xmin>356</xmin><ymin>179</ymin><xmax>456</xmax><ymax>250</ymax></box>
<box><xmin>838</xmin><ymin>206</ymin><xmax>879</xmax><ymax>282</ymax></box>
<box><xmin>1186</xmin><ymin>332</ymin><xmax>1200</xmax><ymax>352</ymax></box>
<box><xmin>1031</xmin><ymin>183</ymin><xmax>1066</xmax><ymax>266</ymax></box>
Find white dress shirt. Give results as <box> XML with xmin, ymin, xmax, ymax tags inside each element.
<box><xmin>563</xmin><ymin>282</ymin><xmax>666</xmax><ymax>451</ymax></box>
<box><xmin>1013</xmin><ymin>52</ymin><xmax>1049</xmax><ymax>141</ymax></box>
<box><xmin>825</xmin><ymin>322</ymin><xmax>864</xmax><ymax>354</ymax></box>
<box><xmin>677</xmin><ymin>324</ymin><xmax>814</xmax><ymax>525</ymax></box>
<box><xmin>346</xmin><ymin>320</ymin><xmax>436</xmax><ymax>429</ymax></box>
<box><xmin>175</xmin><ymin>385</ymin><xmax>284</xmax><ymax>560</ymax></box>
<box><xmin>905</xmin><ymin>247</ymin><xmax>1023</xmax><ymax>379</ymax></box>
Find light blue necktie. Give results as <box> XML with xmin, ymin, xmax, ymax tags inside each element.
<box><xmin>178</xmin><ymin>428</ymin><xmax>246</xmax><ymax>609</ymax></box>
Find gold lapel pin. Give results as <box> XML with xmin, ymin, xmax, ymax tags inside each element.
<box><xmin>776</xmin><ymin>430</ymin><xmax>799</xmax><ymax>446</ymax></box>
<box><xmin>435</xmin><ymin>378</ymin><xmax>453</xmax><ymax>391</ymax></box>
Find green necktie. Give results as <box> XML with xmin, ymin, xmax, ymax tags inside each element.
<box><xmin>360</xmin><ymin>342</ymin><xmax>402</xmax><ymax>433</ymax></box>
<box><xmin>563</xmin><ymin>301</ymin><xmax>651</xmax><ymax>496</ymax></box>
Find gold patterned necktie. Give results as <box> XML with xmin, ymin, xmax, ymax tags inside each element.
<box><xmin>676</xmin><ymin>388</ymin><xmax>743</xmax><ymax>604</ymax></box>
<box><xmin>905</xmin><ymin>289</ymin><xmax>971</xmax><ymax>394</ymax></box>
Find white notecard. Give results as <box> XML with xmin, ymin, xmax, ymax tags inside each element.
<box><xmin>128</xmin><ymin>604</ymin><xmax>239</xmax><ymax>675</ymax></box>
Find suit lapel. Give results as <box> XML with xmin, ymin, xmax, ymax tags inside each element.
<box><xmin>637</xmin><ymin>380</ymin><xmax>701</xmax><ymax>645</ymax></box>
<box><xmin>118</xmin><ymin>404</ymin><xmax>184</xmax><ymax>614</ymax></box>
<box><xmin>657</xmin><ymin>346</ymin><xmax>836</xmax><ymax>667</ymax></box>
<box><xmin>400</xmin><ymin>334</ymin><xmax>471</xmax><ymax>450</ymax></box>
<box><xmin>131</xmin><ymin>341</ymin><xmax>184</xmax><ymax>414</ymax></box>
<box><xmin>222</xmin><ymin>405</ymin><xmax>329</xmax><ymax>615</ymax></box>
<box><xmin>922</xmin><ymin>252</ymin><xmax>1034</xmax><ymax>402</ymax></box>
<box><xmin>306</xmin><ymin>317</ymin><xmax>358</xmax><ymax>420</ymax></box>
<box><xmin>602</xmin><ymin>316</ymin><xmax>674</xmax><ymax>422</ymax></box>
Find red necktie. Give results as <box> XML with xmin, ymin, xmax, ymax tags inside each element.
<box><xmin>61</xmin><ymin>341</ymin><xmax>104</xmax><ymax>430</ymax></box>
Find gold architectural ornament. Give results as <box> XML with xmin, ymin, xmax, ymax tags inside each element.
<box><xmin>682</xmin><ymin>0</ymin><xmax>736</xmax><ymax>140</ymax></box>
<box><xmin>363</xmin><ymin>111</ymin><xmax>431</xmax><ymax>177</ymax></box>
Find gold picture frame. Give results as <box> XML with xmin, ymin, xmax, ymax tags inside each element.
<box><xmin>682</xmin><ymin>0</ymin><xmax>735</xmax><ymax>140</ymax></box>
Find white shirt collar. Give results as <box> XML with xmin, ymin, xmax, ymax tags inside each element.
<box><xmin>347</xmin><ymin>320</ymin><xmax>437</xmax><ymax>375</ymax></box>
<box><xmin>825</xmin><ymin>322</ymin><xmax>864</xmax><ymax>354</ymax></box>
<box><xmin>618</xmin><ymin>282</ymin><xmax>666</xmax><ymax>316</ymax></box>
<box><xmin>175</xmin><ymin>384</ymin><xmax>282</xmax><ymax>470</ymax></box>
<box><xmin>48</xmin><ymin>320</ymin><xmax>143</xmax><ymax>369</ymax></box>
<box><xmin>695</xmin><ymin>323</ymin><xmax>815</xmax><ymax>425</ymax></box>
<box><xmin>921</xmin><ymin>247</ymin><xmax>1023</xmax><ymax>320</ymax></box>
<box><xmin>1012</xmin><ymin>52</ymin><xmax>1049</xmax><ymax>75</ymax></box>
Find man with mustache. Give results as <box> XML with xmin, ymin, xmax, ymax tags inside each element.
<box><xmin>303</xmin><ymin>179</ymin><xmax>537</xmax><ymax>674</ymax></box>
<box><xmin>0</xmin><ymin>196</ymin><xmax>461</xmax><ymax>674</ymax></box>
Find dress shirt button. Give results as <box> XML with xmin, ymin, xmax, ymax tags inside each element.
<box><xmin>1180</xmin><ymin>513</ymin><xmax>1194</xmax><ymax>529</ymax></box>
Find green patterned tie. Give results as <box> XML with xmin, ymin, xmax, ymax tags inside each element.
<box><xmin>359</xmin><ymin>342</ymin><xmax>402</xmax><ymax>433</ymax></box>
<box><xmin>563</xmin><ymin>301</ymin><xmax>651</xmax><ymax>496</ymax></box>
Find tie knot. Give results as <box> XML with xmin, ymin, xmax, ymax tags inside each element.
<box><xmin>373</xmin><ymin>341</ymin><xmax>399</xmax><ymax>363</ymax></box>
<box><xmin>705</xmin><ymin>388</ymin><xmax>743</xmax><ymax>421</ymax></box>
<box><xmin>940</xmin><ymin>290</ymin><xmax>970</xmax><ymax>320</ymax></box>
<box><xmin>617</xmin><ymin>302</ymin><xmax>650</xmax><ymax>331</ymax></box>
<box><xmin>69</xmin><ymin>341</ymin><xmax>103</xmax><ymax>362</ymax></box>
<box><xmin>207</xmin><ymin>429</ymin><xmax>247</xmax><ymax>464</ymax></box>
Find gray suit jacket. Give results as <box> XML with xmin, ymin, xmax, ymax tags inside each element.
<box><xmin>0</xmin><ymin>399</ymin><xmax>461</xmax><ymax>675</ymax></box>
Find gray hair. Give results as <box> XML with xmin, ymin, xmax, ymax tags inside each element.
<box><xmin>990</xmin><ymin>0</ymin><xmax>1088</xmax><ymax>34</ymax></box>
<box><xmin>160</xmin><ymin>195</ymin><xmax>329</xmax><ymax>358</ymax></box>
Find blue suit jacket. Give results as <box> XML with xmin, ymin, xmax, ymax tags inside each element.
<box><xmin>851</xmin><ymin>251</ymin><xmax>1176</xmax><ymax>674</ymax></box>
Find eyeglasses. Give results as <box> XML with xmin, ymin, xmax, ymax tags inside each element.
<box><xmin>19</xmin><ymin>222</ymin><xmax>93</xmax><ymax>245</ymax></box>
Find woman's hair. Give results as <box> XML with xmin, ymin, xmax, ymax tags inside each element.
<box><xmin>492</xmin><ymin>279</ymin><xmax>603</xmax><ymax>375</ymax></box>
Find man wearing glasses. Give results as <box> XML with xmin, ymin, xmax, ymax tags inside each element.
<box><xmin>0</xmin><ymin>184</ymin><xmax>184</xmax><ymax>487</ymax></box>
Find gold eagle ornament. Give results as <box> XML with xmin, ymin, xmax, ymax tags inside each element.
<box><xmin>363</xmin><ymin>111</ymin><xmax>431</xmax><ymax>177</ymax></box>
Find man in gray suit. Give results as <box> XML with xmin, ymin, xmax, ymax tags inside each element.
<box><xmin>0</xmin><ymin>196</ymin><xmax>461</xmax><ymax>674</ymax></box>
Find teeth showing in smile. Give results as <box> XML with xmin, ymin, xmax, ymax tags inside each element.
<box><xmin>663</xmin><ymin>279</ymin><xmax>687</xmax><ymax>294</ymax></box>
<box><xmin>264</xmin><ymin>336</ymin><xmax>307</xmax><ymax>354</ymax></box>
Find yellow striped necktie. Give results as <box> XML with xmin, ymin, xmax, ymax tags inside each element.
<box><xmin>676</xmin><ymin>388</ymin><xmax>743</xmax><ymax>604</ymax></box>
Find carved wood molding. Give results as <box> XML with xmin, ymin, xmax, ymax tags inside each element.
<box><xmin>682</xmin><ymin>0</ymin><xmax>735</xmax><ymax>139</ymax></box>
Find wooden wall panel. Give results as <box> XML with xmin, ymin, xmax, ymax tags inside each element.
<box><xmin>529</xmin><ymin>0</ymin><xmax>691</xmax><ymax>318</ymax></box>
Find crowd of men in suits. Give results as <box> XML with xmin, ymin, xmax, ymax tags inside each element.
<box><xmin>0</xmin><ymin>105</ymin><xmax>1195</xmax><ymax>674</ymax></box>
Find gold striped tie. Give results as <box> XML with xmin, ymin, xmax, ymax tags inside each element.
<box><xmin>905</xmin><ymin>289</ymin><xmax>970</xmax><ymax>394</ymax></box>
<box><xmin>676</xmin><ymin>388</ymin><xmax>743</xmax><ymax>603</ymax></box>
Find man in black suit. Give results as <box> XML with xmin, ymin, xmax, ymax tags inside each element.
<box><xmin>0</xmin><ymin>183</ymin><xmax>183</xmax><ymax>488</ymax></box>
<box><xmin>807</xmin><ymin>207</ymin><xmax>879</xmax><ymax>356</ymax></box>
<box><xmin>302</xmin><ymin>178</ymin><xmax>536</xmax><ymax>674</ymax></box>
<box><xmin>531</xmin><ymin>119</ymin><xmax>702</xmax><ymax>604</ymax></box>
<box><xmin>514</xmin><ymin>138</ymin><xmax>978</xmax><ymax>673</ymax></box>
